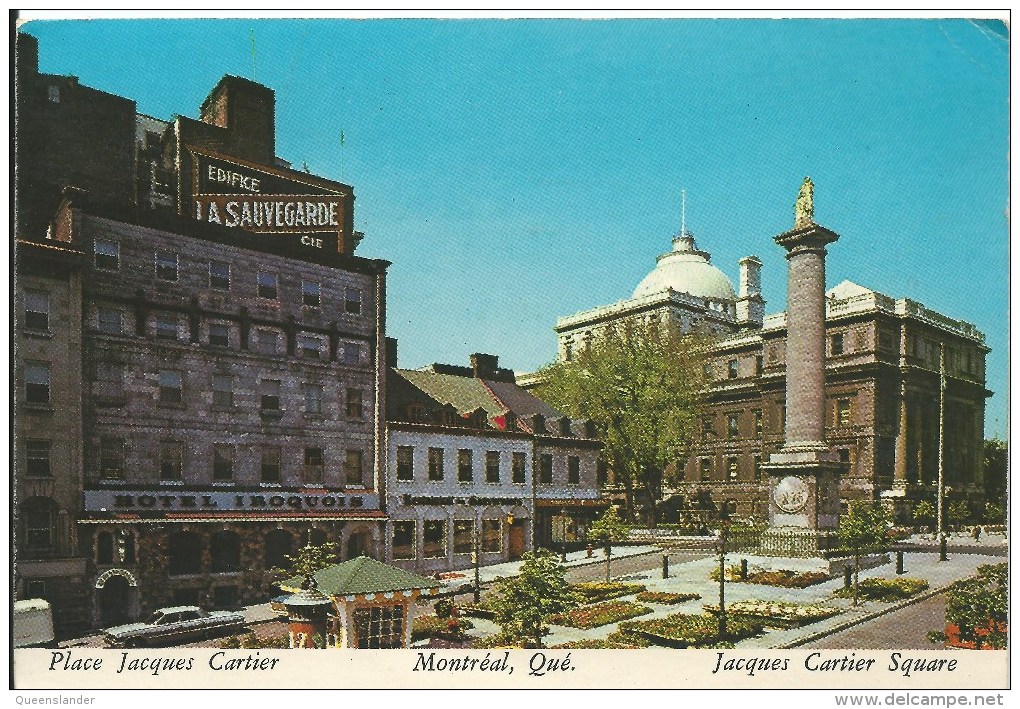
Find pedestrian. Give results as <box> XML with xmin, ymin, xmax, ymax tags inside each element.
<box><xmin>972</xmin><ymin>525</ymin><xmax>982</xmax><ymax>542</ymax></box>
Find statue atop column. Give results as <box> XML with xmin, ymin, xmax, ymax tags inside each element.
<box><xmin>794</xmin><ymin>176</ymin><xmax>815</xmax><ymax>228</ymax></box>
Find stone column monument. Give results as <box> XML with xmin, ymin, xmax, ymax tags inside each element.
<box><xmin>760</xmin><ymin>178</ymin><xmax>844</xmax><ymax>556</ymax></box>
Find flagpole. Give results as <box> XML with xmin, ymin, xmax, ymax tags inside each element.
<box><xmin>340</xmin><ymin>130</ymin><xmax>345</xmax><ymax>182</ymax></box>
<box><xmin>250</xmin><ymin>29</ymin><xmax>257</xmax><ymax>81</ymax></box>
<box><xmin>936</xmin><ymin>342</ymin><xmax>946</xmax><ymax>540</ymax></box>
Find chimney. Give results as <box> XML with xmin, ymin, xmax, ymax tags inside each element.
<box><xmin>736</xmin><ymin>255</ymin><xmax>765</xmax><ymax>329</ymax></box>
<box><xmin>385</xmin><ymin>337</ymin><xmax>398</xmax><ymax>368</ymax></box>
<box><xmin>199</xmin><ymin>76</ymin><xmax>276</xmax><ymax>164</ymax></box>
<box><xmin>470</xmin><ymin>353</ymin><xmax>500</xmax><ymax>379</ymax></box>
<box><xmin>557</xmin><ymin>417</ymin><xmax>573</xmax><ymax>437</ymax></box>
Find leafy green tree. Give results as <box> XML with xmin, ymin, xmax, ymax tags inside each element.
<box><xmin>836</xmin><ymin>502</ymin><xmax>890</xmax><ymax>606</ymax></box>
<box><xmin>912</xmin><ymin>500</ymin><xmax>936</xmax><ymax>533</ymax></box>
<box><xmin>983</xmin><ymin>502</ymin><xmax>1005</xmax><ymax>525</ymax></box>
<box><xmin>940</xmin><ymin>563</ymin><xmax>1008</xmax><ymax>649</ymax></box>
<box><xmin>535</xmin><ymin>322</ymin><xmax>709</xmax><ymax>523</ymax></box>
<box><xmin>488</xmin><ymin>549</ymin><xmax>580</xmax><ymax>648</ymax></box>
<box><xmin>983</xmin><ymin>438</ymin><xmax>1007</xmax><ymax>502</ymax></box>
<box><xmin>587</xmin><ymin>506</ymin><xmax>630</xmax><ymax>582</ymax></box>
<box><xmin>281</xmin><ymin>542</ymin><xmax>340</xmax><ymax>582</ymax></box>
<box><xmin>948</xmin><ymin>500</ymin><xmax>971</xmax><ymax>532</ymax></box>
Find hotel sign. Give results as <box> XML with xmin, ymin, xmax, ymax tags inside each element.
<box><xmin>84</xmin><ymin>489</ymin><xmax>379</xmax><ymax>513</ymax></box>
<box><xmin>188</xmin><ymin>149</ymin><xmax>348</xmax><ymax>251</ymax></box>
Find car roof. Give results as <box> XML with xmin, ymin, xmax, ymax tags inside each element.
<box><xmin>154</xmin><ymin>605</ymin><xmax>202</xmax><ymax>614</ymax></box>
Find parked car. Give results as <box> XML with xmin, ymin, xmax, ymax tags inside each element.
<box><xmin>14</xmin><ymin>599</ymin><xmax>55</xmax><ymax>648</ymax></box>
<box><xmin>104</xmin><ymin>605</ymin><xmax>245</xmax><ymax>647</ymax></box>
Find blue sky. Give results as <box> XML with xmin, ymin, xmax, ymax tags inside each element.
<box><xmin>21</xmin><ymin>16</ymin><xmax>1009</xmax><ymax>437</ymax></box>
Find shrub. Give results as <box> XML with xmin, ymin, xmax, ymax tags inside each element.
<box><xmin>833</xmin><ymin>577</ymin><xmax>929</xmax><ymax>602</ymax></box>
<box><xmin>710</xmin><ymin>565</ymin><xmax>828</xmax><ymax>588</ymax></box>
<box><xmin>941</xmin><ymin>563</ymin><xmax>1007</xmax><ymax>649</ymax></box>
<box><xmin>705</xmin><ymin>599</ymin><xmax>842</xmax><ymax>625</ymax></box>
<box><xmin>434</xmin><ymin>599</ymin><xmax>454</xmax><ymax>618</ymax></box>
<box><xmin>619</xmin><ymin>613</ymin><xmax>762</xmax><ymax>647</ymax></box>
<box><xmin>219</xmin><ymin>632</ymin><xmax>289</xmax><ymax>649</ymax></box>
<box><xmin>551</xmin><ymin>638</ymin><xmax>644</xmax><ymax>649</ymax></box>
<box><xmin>412</xmin><ymin>614</ymin><xmax>474</xmax><ymax>641</ymax></box>
<box><xmin>546</xmin><ymin>601</ymin><xmax>652</xmax><ymax>629</ymax></box>
<box><xmin>471</xmin><ymin>632</ymin><xmax>525</xmax><ymax>649</ymax></box>
<box><xmin>635</xmin><ymin>591</ymin><xmax>701</xmax><ymax>604</ymax></box>
<box><xmin>570</xmin><ymin>582</ymin><xmax>646</xmax><ymax>603</ymax></box>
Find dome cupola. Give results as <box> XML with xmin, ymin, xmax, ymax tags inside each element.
<box><xmin>632</xmin><ymin>229</ymin><xmax>736</xmax><ymax>301</ymax></box>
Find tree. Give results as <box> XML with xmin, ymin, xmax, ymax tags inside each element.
<box><xmin>488</xmin><ymin>549</ymin><xmax>580</xmax><ymax>648</ymax></box>
<box><xmin>939</xmin><ymin>563</ymin><xmax>1008</xmax><ymax>649</ymax></box>
<box><xmin>587</xmin><ymin>506</ymin><xmax>629</xmax><ymax>583</ymax></box>
<box><xmin>983</xmin><ymin>438</ymin><xmax>1007</xmax><ymax>502</ymax></box>
<box><xmin>282</xmin><ymin>542</ymin><xmax>340</xmax><ymax>582</ymax></box>
<box><xmin>912</xmin><ymin>500</ymin><xmax>936</xmax><ymax>534</ymax></box>
<box><xmin>535</xmin><ymin>321</ymin><xmax>709</xmax><ymax>524</ymax></box>
<box><xmin>948</xmin><ymin>500</ymin><xmax>971</xmax><ymax>532</ymax></box>
<box><xmin>836</xmin><ymin>502</ymin><xmax>890</xmax><ymax>606</ymax></box>
<box><xmin>983</xmin><ymin>502</ymin><xmax>1005</xmax><ymax>525</ymax></box>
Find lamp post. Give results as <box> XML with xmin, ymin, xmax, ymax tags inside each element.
<box><xmin>473</xmin><ymin>524</ymin><xmax>481</xmax><ymax>604</ymax></box>
<box><xmin>717</xmin><ymin>508</ymin><xmax>731</xmax><ymax>641</ymax></box>
<box><xmin>560</xmin><ymin>508</ymin><xmax>568</xmax><ymax>563</ymax></box>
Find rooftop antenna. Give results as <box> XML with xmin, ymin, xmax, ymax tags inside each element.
<box><xmin>249</xmin><ymin>28</ymin><xmax>257</xmax><ymax>82</ymax></box>
<box><xmin>681</xmin><ymin>189</ymin><xmax>687</xmax><ymax>235</ymax></box>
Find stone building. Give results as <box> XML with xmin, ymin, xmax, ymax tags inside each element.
<box><xmin>385</xmin><ymin>347</ymin><xmax>605</xmax><ymax>574</ymax></box>
<box><xmin>14</xmin><ymin>33</ymin><xmax>388</xmax><ymax>629</ymax></box>
<box><xmin>549</xmin><ymin>220</ymin><xmax>989</xmax><ymax>526</ymax></box>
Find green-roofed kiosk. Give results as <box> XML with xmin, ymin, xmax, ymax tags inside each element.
<box><xmin>280</xmin><ymin>556</ymin><xmax>440</xmax><ymax>648</ymax></box>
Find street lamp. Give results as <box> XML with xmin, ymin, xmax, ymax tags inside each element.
<box><xmin>717</xmin><ymin>507</ymin><xmax>732</xmax><ymax>641</ymax></box>
<box><xmin>473</xmin><ymin>523</ymin><xmax>481</xmax><ymax>604</ymax></box>
<box><xmin>560</xmin><ymin>508</ymin><xmax>568</xmax><ymax>563</ymax></box>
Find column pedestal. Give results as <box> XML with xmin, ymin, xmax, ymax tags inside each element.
<box><xmin>761</xmin><ymin>447</ymin><xmax>843</xmax><ymax>556</ymax></box>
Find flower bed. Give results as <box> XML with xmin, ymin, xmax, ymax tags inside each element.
<box><xmin>618</xmin><ymin>613</ymin><xmax>762</xmax><ymax>648</ymax></box>
<box><xmin>635</xmin><ymin>591</ymin><xmax>701</xmax><ymax>604</ymax></box>
<box><xmin>703</xmin><ymin>600</ymin><xmax>842</xmax><ymax>629</ymax></box>
<box><xmin>459</xmin><ymin>601</ymin><xmax>496</xmax><ymax>620</ymax></box>
<box><xmin>551</xmin><ymin>638</ymin><xmax>646</xmax><ymax>649</ymax></box>
<box><xmin>547</xmin><ymin>601</ymin><xmax>652</xmax><ymax>629</ymax></box>
<box><xmin>411</xmin><ymin>614</ymin><xmax>474</xmax><ymax>642</ymax></box>
<box><xmin>570</xmin><ymin>582</ymin><xmax>646</xmax><ymax>603</ymax></box>
<box><xmin>710</xmin><ymin>565</ymin><xmax>828</xmax><ymax>588</ymax></box>
<box><xmin>833</xmin><ymin>577</ymin><xmax>929</xmax><ymax>602</ymax></box>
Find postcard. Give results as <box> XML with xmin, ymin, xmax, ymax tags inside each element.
<box><xmin>11</xmin><ymin>11</ymin><xmax>1010</xmax><ymax>702</ymax></box>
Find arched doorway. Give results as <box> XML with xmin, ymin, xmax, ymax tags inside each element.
<box><xmin>347</xmin><ymin>532</ymin><xmax>369</xmax><ymax>559</ymax></box>
<box><xmin>95</xmin><ymin>569</ymin><xmax>139</xmax><ymax>627</ymax></box>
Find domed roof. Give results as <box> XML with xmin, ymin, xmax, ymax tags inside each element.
<box><xmin>632</xmin><ymin>232</ymin><xmax>736</xmax><ymax>301</ymax></box>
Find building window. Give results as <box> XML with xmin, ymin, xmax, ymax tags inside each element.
<box><xmin>485</xmin><ymin>451</ymin><xmax>500</xmax><ymax>483</ymax></box>
<box><xmin>155</xmin><ymin>251</ymin><xmax>179</xmax><ymax>281</ymax></box>
<box><xmin>95</xmin><ymin>239</ymin><xmax>119</xmax><ymax>270</ymax></box>
<box><xmin>261</xmin><ymin>447</ymin><xmax>281</xmax><ymax>483</ymax></box>
<box><xmin>212</xmin><ymin>374</ymin><xmax>233</xmax><ymax>407</ymax></box>
<box><xmin>342</xmin><ymin>342</ymin><xmax>362</xmax><ymax>366</ymax></box>
<box><xmin>264</xmin><ymin>529</ymin><xmax>293</xmax><ymax>570</ymax></box>
<box><xmin>155</xmin><ymin>314</ymin><xmax>178</xmax><ymax>340</ymax></box>
<box><xmin>255</xmin><ymin>328</ymin><xmax>279</xmax><ymax>355</ymax></box>
<box><xmin>298</xmin><ymin>334</ymin><xmax>321</xmax><ymax>359</ymax></box>
<box><xmin>727</xmin><ymin>359</ymin><xmax>739</xmax><ymax>379</ymax></box>
<box><xmin>836</xmin><ymin>398</ymin><xmax>851</xmax><ymax>427</ymax></box>
<box><xmin>346</xmin><ymin>388</ymin><xmax>363</xmax><ymax>419</ymax></box>
<box><xmin>353</xmin><ymin>606</ymin><xmax>404</xmax><ymax>649</ymax></box>
<box><xmin>304</xmin><ymin>447</ymin><xmax>324</xmax><ymax>484</ymax></box>
<box><xmin>703</xmin><ymin>363</ymin><xmax>713</xmax><ymax>379</ymax></box>
<box><xmin>168</xmin><ymin>531</ymin><xmax>202</xmax><ymax>575</ymax></box>
<box><xmin>427</xmin><ymin>448</ymin><xmax>444</xmax><ymax>481</ymax></box>
<box><xmin>303</xmin><ymin>383</ymin><xmax>322</xmax><ymax>415</ymax></box>
<box><xmin>25</xmin><ymin>362</ymin><xmax>51</xmax><ymax>404</ymax></box>
<box><xmin>753</xmin><ymin>455</ymin><xmax>762</xmax><ymax>480</ymax></box>
<box><xmin>302</xmin><ymin>280</ymin><xmax>321</xmax><ymax>307</ymax></box>
<box><xmin>512</xmin><ymin>452</ymin><xmax>527</xmax><ymax>484</ymax></box>
<box><xmin>97</xmin><ymin>307</ymin><xmax>123</xmax><ymax>334</ymax></box>
<box><xmin>260</xmin><ymin>379</ymin><xmax>282</xmax><ymax>412</ymax></box>
<box><xmin>702</xmin><ymin>416</ymin><xmax>714</xmax><ymax>435</ymax></box>
<box><xmin>209</xmin><ymin>260</ymin><xmax>231</xmax><ymax>289</ymax></box>
<box><xmin>838</xmin><ymin>448</ymin><xmax>851</xmax><ymax>464</ymax></box>
<box><xmin>458</xmin><ymin>449</ymin><xmax>473</xmax><ymax>482</ymax></box>
<box><xmin>159</xmin><ymin>370</ymin><xmax>183</xmax><ymax>404</ymax></box>
<box><xmin>727</xmin><ymin>414</ymin><xmax>739</xmax><ymax>439</ymax></box>
<box><xmin>830</xmin><ymin>332</ymin><xmax>844</xmax><ymax>356</ymax></box>
<box><xmin>344</xmin><ymin>450</ymin><xmax>364</xmax><ymax>486</ymax></box>
<box><xmin>99</xmin><ymin>437</ymin><xmax>125</xmax><ymax>479</ymax></box>
<box><xmin>24</xmin><ymin>291</ymin><xmax>49</xmax><ymax>331</ymax></box>
<box><xmin>453</xmin><ymin>520</ymin><xmax>474</xmax><ymax>555</ymax></box>
<box><xmin>257</xmin><ymin>271</ymin><xmax>278</xmax><ymax>300</ymax></box>
<box><xmin>396</xmin><ymin>446</ymin><xmax>413</xmax><ymax>481</ymax></box>
<box><xmin>700</xmin><ymin>458</ymin><xmax>712</xmax><ymax>482</ymax></box>
<box><xmin>728</xmin><ymin>457</ymin><xmax>739</xmax><ymax>481</ymax></box>
<box><xmin>753</xmin><ymin>409</ymin><xmax>763</xmax><ymax>437</ymax></box>
<box><xmin>597</xmin><ymin>458</ymin><xmax>608</xmax><ymax>486</ymax></box>
<box><xmin>345</xmin><ymin>287</ymin><xmax>362</xmax><ymax>315</ymax></box>
<box><xmin>567</xmin><ymin>456</ymin><xmax>580</xmax><ymax>484</ymax></box>
<box><xmin>211</xmin><ymin>530</ymin><xmax>241</xmax><ymax>573</ymax></box>
<box><xmin>209</xmin><ymin>323</ymin><xmax>230</xmax><ymax>347</ymax></box>
<box><xmin>755</xmin><ymin>355</ymin><xmax>764</xmax><ymax>376</ymax></box>
<box><xmin>213</xmin><ymin>444</ymin><xmax>234</xmax><ymax>482</ymax></box>
<box><xmin>540</xmin><ymin>454</ymin><xmax>553</xmax><ymax>484</ymax></box>
<box><xmin>26</xmin><ymin>440</ymin><xmax>51</xmax><ymax>477</ymax></box>
<box><xmin>160</xmin><ymin>440</ymin><xmax>183</xmax><ymax>480</ymax></box>
<box><xmin>423</xmin><ymin>520</ymin><xmax>446</xmax><ymax>559</ymax></box>
<box><xmin>482</xmin><ymin>519</ymin><xmax>501</xmax><ymax>553</ymax></box>
<box><xmin>22</xmin><ymin>498</ymin><xmax>57</xmax><ymax>551</ymax></box>
<box><xmin>95</xmin><ymin>362</ymin><xmax>124</xmax><ymax>400</ymax></box>
<box><xmin>47</xmin><ymin>85</ymin><xmax>60</xmax><ymax>103</ymax></box>
<box><xmin>392</xmin><ymin>521</ymin><xmax>415</xmax><ymax>560</ymax></box>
